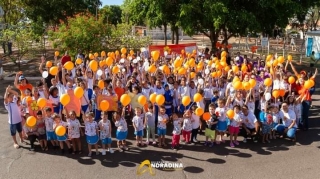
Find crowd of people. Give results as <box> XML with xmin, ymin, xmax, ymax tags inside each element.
<box><xmin>4</xmin><ymin>48</ymin><xmax>317</xmax><ymax>157</ymax></box>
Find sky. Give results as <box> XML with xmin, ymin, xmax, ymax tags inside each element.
<box><xmin>101</xmin><ymin>0</ymin><xmax>123</xmax><ymax>6</ymax></box>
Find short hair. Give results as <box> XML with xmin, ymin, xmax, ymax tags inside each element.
<box><xmin>51</xmin><ymin>113</ymin><xmax>60</xmax><ymax>119</ymax></box>
<box><xmin>86</xmin><ymin>112</ymin><xmax>94</xmax><ymax>117</ymax></box>
<box><xmin>159</xmin><ymin>105</ymin><xmax>166</xmax><ymax>109</ymax></box>
<box><xmin>209</xmin><ymin>103</ymin><xmax>216</xmax><ymax>108</ymax></box>
<box><xmin>45</xmin><ymin>107</ymin><xmax>52</xmax><ymax>112</ymax></box>
<box><xmin>36</xmin><ymin>110</ymin><xmax>42</xmax><ymax>115</ymax></box>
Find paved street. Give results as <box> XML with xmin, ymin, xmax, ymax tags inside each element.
<box><xmin>0</xmin><ymin>91</ymin><xmax>319</xmax><ymax>179</ymax></box>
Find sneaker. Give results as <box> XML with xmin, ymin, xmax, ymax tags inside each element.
<box><xmin>118</xmin><ymin>148</ymin><xmax>123</xmax><ymax>152</ymax></box>
<box><xmin>145</xmin><ymin>141</ymin><xmax>149</xmax><ymax>145</ymax></box>
<box><xmin>123</xmin><ymin>146</ymin><xmax>128</xmax><ymax>151</ymax></box>
<box><xmin>171</xmin><ymin>146</ymin><xmax>175</xmax><ymax>150</ymax></box>
<box><xmin>14</xmin><ymin>144</ymin><xmax>19</xmax><ymax>149</ymax></box>
<box><xmin>230</xmin><ymin>142</ymin><xmax>235</xmax><ymax>148</ymax></box>
<box><xmin>193</xmin><ymin>139</ymin><xmax>199</xmax><ymax>143</ymax></box>
<box><xmin>243</xmin><ymin>138</ymin><xmax>247</xmax><ymax>143</ymax></box>
<box><xmin>209</xmin><ymin>143</ymin><xmax>214</xmax><ymax>148</ymax></box>
<box><xmin>102</xmin><ymin>150</ymin><xmax>106</xmax><ymax>155</ymax></box>
<box><xmin>233</xmin><ymin>141</ymin><xmax>239</xmax><ymax>145</ymax></box>
<box><xmin>96</xmin><ymin>151</ymin><xmax>99</xmax><ymax>155</ymax></box>
<box><xmin>109</xmin><ymin>149</ymin><xmax>114</xmax><ymax>154</ymax></box>
<box><xmin>204</xmin><ymin>141</ymin><xmax>209</xmax><ymax>146</ymax></box>
<box><xmin>30</xmin><ymin>147</ymin><xmax>35</xmax><ymax>151</ymax></box>
<box><xmin>152</xmin><ymin>141</ymin><xmax>157</xmax><ymax>145</ymax></box>
<box><xmin>88</xmin><ymin>152</ymin><xmax>92</xmax><ymax>157</ymax></box>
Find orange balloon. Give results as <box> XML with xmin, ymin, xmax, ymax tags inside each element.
<box><xmin>120</xmin><ymin>94</ymin><xmax>131</xmax><ymax>106</ymax></box>
<box><xmin>26</xmin><ymin>116</ymin><xmax>36</xmax><ymax>127</ymax></box>
<box><xmin>182</xmin><ymin>96</ymin><xmax>191</xmax><ymax>106</ymax></box>
<box><xmin>106</xmin><ymin>57</ymin><xmax>113</xmax><ymax>66</ymax></box>
<box><xmin>178</xmin><ymin>67</ymin><xmax>187</xmax><ymax>75</ymax></box>
<box><xmin>156</xmin><ymin>95</ymin><xmax>165</xmax><ymax>105</ymax></box>
<box><xmin>49</xmin><ymin>66</ymin><xmax>58</xmax><ymax>76</ymax></box>
<box><xmin>174</xmin><ymin>59</ymin><xmax>182</xmax><ymax>68</ymax></box>
<box><xmin>193</xmin><ymin>93</ymin><xmax>203</xmax><ymax>102</ymax></box>
<box><xmin>304</xmin><ymin>80</ymin><xmax>313</xmax><ymax>89</ymax></box>
<box><xmin>46</xmin><ymin>61</ymin><xmax>52</xmax><ymax>68</ymax></box>
<box><xmin>279</xmin><ymin>89</ymin><xmax>286</xmax><ymax>97</ymax></box>
<box><xmin>54</xmin><ymin>51</ymin><xmax>59</xmax><ymax>57</ymax></box>
<box><xmin>189</xmin><ymin>58</ymin><xmax>196</xmax><ymax>67</ymax></box>
<box><xmin>115</xmin><ymin>50</ymin><xmax>120</xmax><ymax>56</ymax></box>
<box><xmin>26</xmin><ymin>96</ymin><xmax>32</xmax><ymax>103</ymax></box>
<box><xmin>233</xmin><ymin>76</ymin><xmax>240</xmax><ymax>83</ymax></box>
<box><xmin>226</xmin><ymin>109</ymin><xmax>235</xmax><ymax>119</ymax></box>
<box><xmin>60</xmin><ymin>94</ymin><xmax>70</xmax><ymax>106</ymax></box>
<box><xmin>242</xmin><ymin>82</ymin><xmax>251</xmax><ymax>91</ymax></box>
<box><xmin>148</xmin><ymin>65</ymin><xmax>157</xmax><ymax>73</ymax></box>
<box><xmin>121</xmin><ymin>48</ymin><xmax>127</xmax><ymax>54</ymax></box>
<box><xmin>249</xmin><ymin>79</ymin><xmax>256</xmax><ymax>88</ymax></box>
<box><xmin>100</xmin><ymin>100</ymin><xmax>110</xmax><ymax>111</ymax></box>
<box><xmin>233</xmin><ymin>81</ymin><xmax>242</xmax><ymax>90</ymax></box>
<box><xmin>101</xmin><ymin>51</ymin><xmax>106</xmax><ymax>57</ymax></box>
<box><xmin>55</xmin><ymin>126</ymin><xmax>66</xmax><ymax>136</ymax></box>
<box><xmin>266</xmin><ymin>55</ymin><xmax>272</xmax><ymax>61</ymax></box>
<box><xmin>89</xmin><ymin>60</ymin><xmax>98</xmax><ymax>71</ymax></box>
<box><xmin>273</xmin><ymin>59</ymin><xmax>278</xmax><ymax>67</ymax></box>
<box><xmin>277</xmin><ymin>56</ymin><xmax>284</xmax><ymax>64</ymax></box>
<box><xmin>272</xmin><ymin>90</ymin><xmax>280</xmax><ymax>98</ymax></box>
<box><xmin>190</xmin><ymin>72</ymin><xmax>196</xmax><ymax>79</ymax></box>
<box><xmin>288</xmin><ymin>76</ymin><xmax>295</xmax><ymax>84</ymax></box>
<box><xmin>288</xmin><ymin>55</ymin><xmax>292</xmax><ymax>62</ymax></box>
<box><xmin>264</xmin><ymin>78</ymin><xmax>272</xmax><ymax>87</ymax></box>
<box><xmin>202</xmin><ymin>112</ymin><xmax>211</xmax><ymax>121</ymax></box>
<box><xmin>112</xmin><ymin>66</ymin><xmax>120</xmax><ymax>74</ymax></box>
<box><xmin>94</xmin><ymin>52</ymin><xmax>99</xmax><ymax>57</ymax></box>
<box><xmin>221</xmin><ymin>51</ymin><xmax>227</xmax><ymax>57</ymax></box>
<box><xmin>149</xmin><ymin>93</ymin><xmax>157</xmax><ymax>104</ymax></box>
<box><xmin>195</xmin><ymin>108</ymin><xmax>204</xmax><ymax>116</ymax></box>
<box><xmin>241</xmin><ymin>65</ymin><xmax>247</xmax><ymax>72</ymax></box>
<box><xmin>75</xmin><ymin>58</ymin><xmax>82</xmax><ymax>65</ymax></box>
<box><xmin>138</xmin><ymin>95</ymin><xmax>147</xmax><ymax>106</ymax></box>
<box><xmin>74</xmin><ymin>87</ymin><xmax>84</xmax><ymax>98</ymax></box>
<box><xmin>89</xmin><ymin>53</ymin><xmax>94</xmax><ymax>60</ymax></box>
<box><xmin>64</xmin><ymin>61</ymin><xmax>74</xmax><ymax>70</ymax></box>
<box><xmin>211</xmin><ymin>72</ymin><xmax>217</xmax><ymax>78</ymax></box>
<box><xmin>99</xmin><ymin>60</ymin><xmax>105</xmax><ymax>68</ymax></box>
<box><xmin>232</xmin><ymin>66</ymin><xmax>239</xmax><ymax>73</ymax></box>
<box><xmin>98</xmin><ymin>80</ymin><xmax>104</xmax><ymax>89</ymax></box>
<box><xmin>220</xmin><ymin>61</ymin><xmax>227</xmax><ymax>67</ymax></box>
<box><xmin>216</xmin><ymin>70</ymin><xmax>222</xmax><ymax>77</ymax></box>
<box><xmin>37</xmin><ymin>98</ymin><xmax>46</xmax><ymax>108</ymax></box>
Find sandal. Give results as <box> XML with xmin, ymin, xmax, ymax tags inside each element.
<box><xmin>118</xmin><ymin>148</ymin><xmax>123</xmax><ymax>152</ymax></box>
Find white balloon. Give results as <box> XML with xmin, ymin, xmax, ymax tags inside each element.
<box><xmin>137</xmin><ymin>57</ymin><xmax>141</xmax><ymax>61</ymax></box>
<box><xmin>198</xmin><ymin>78</ymin><xmax>204</xmax><ymax>85</ymax></box>
<box><xmin>129</xmin><ymin>56</ymin><xmax>132</xmax><ymax>60</ymax></box>
<box><xmin>122</xmin><ymin>68</ymin><xmax>126</xmax><ymax>72</ymax></box>
<box><xmin>133</xmin><ymin>59</ymin><xmax>138</xmax><ymax>63</ymax></box>
<box><xmin>42</xmin><ymin>71</ymin><xmax>48</xmax><ymax>78</ymax></box>
<box><xmin>97</xmin><ymin>69</ymin><xmax>103</xmax><ymax>76</ymax></box>
<box><xmin>205</xmin><ymin>60</ymin><xmax>209</xmax><ymax>64</ymax></box>
<box><xmin>141</xmin><ymin>47</ymin><xmax>146</xmax><ymax>52</ymax></box>
<box><xmin>176</xmin><ymin>56</ymin><xmax>180</xmax><ymax>60</ymax></box>
<box><xmin>120</xmin><ymin>59</ymin><xmax>125</xmax><ymax>63</ymax></box>
<box><xmin>164</xmin><ymin>51</ymin><xmax>168</xmax><ymax>56</ymax></box>
<box><xmin>211</xmin><ymin>63</ymin><xmax>216</xmax><ymax>68</ymax></box>
<box><xmin>235</xmin><ymin>56</ymin><xmax>240</xmax><ymax>61</ymax></box>
<box><xmin>205</xmin><ymin>69</ymin><xmax>210</xmax><ymax>75</ymax></box>
<box><xmin>265</xmin><ymin>93</ymin><xmax>271</xmax><ymax>101</ymax></box>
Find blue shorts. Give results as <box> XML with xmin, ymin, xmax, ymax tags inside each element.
<box><xmin>46</xmin><ymin>131</ymin><xmax>57</xmax><ymax>141</ymax></box>
<box><xmin>116</xmin><ymin>131</ymin><xmax>128</xmax><ymax>141</ymax></box>
<box><xmin>216</xmin><ymin>121</ymin><xmax>228</xmax><ymax>132</ymax></box>
<box><xmin>86</xmin><ymin>135</ymin><xmax>99</xmax><ymax>145</ymax></box>
<box><xmin>10</xmin><ymin>122</ymin><xmax>22</xmax><ymax>136</ymax></box>
<box><xmin>81</xmin><ymin>105</ymin><xmax>89</xmax><ymax>113</ymax></box>
<box><xmin>101</xmin><ymin>137</ymin><xmax>112</xmax><ymax>145</ymax></box>
<box><xmin>53</xmin><ymin>105</ymin><xmax>60</xmax><ymax>114</ymax></box>
<box><xmin>57</xmin><ymin>134</ymin><xmax>67</xmax><ymax>141</ymax></box>
<box><xmin>134</xmin><ymin>130</ymin><xmax>144</xmax><ymax>137</ymax></box>
<box><xmin>157</xmin><ymin>128</ymin><xmax>166</xmax><ymax>136</ymax></box>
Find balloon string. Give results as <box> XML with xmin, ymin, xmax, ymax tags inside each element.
<box><xmin>187</xmin><ymin>102</ymin><xmax>195</xmax><ymax>111</ymax></box>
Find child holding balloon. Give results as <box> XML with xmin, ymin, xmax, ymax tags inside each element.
<box><xmin>36</xmin><ymin>111</ymin><xmax>48</xmax><ymax>151</ymax></box>
<box><xmin>216</xmin><ymin>98</ymin><xmax>228</xmax><ymax>144</ymax></box>
<box><xmin>132</xmin><ymin>107</ymin><xmax>145</xmax><ymax>146</ymax></box>
<box><xmin>157</xmin><ymin>105</ymin><xmax>169</xmax><ymax>147</ymax></box>
<box><xmin>84</xmin><ymin>112</ymin><xmax>99</xmax><ymax>157</ymax></box>
<box><xmin>114</xmin><ymin>108</ymin><xmax>129</xmax><ymax>152</ymax></box>
<box><xmin>228</xmin><ymin>105</ymin><xmax>242</xmax><ymax>147</ymax></box>
<box><xmin>182</xmin><ymin>110</ymin><xmax>193</xmax><ymax>144</ymax></box>
<box><xmin>66</xmin><ymin>110</ymin><xmax>83</xmax><ymax>154</ymax></box>
<box><xmin>99</xmin><ymin>111</ymin><xmax>114</xmax><ymax>155</ymax></box>
<box><xmin>52</xmin><ymin>113</ymin><xmax>72</xmax><ymax>154</ymax></box>
<box><xmin>171</xmin><ymin>113</ymin><xmax>183</xmax><ymax>150</ymax></box>
<box><xmin>204</xmin><ymin>104</ymin><xmax>218</xmax><ymax>147</ymax></box>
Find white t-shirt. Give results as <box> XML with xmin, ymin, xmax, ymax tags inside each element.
<box><xmin>189</xmin><ymin>87</ymin><xmax>197</xmax><ymax>101</ymax></box>
<box><xmin>154</xmin><ymin>87</ymin><xmax>165</xmax><ymax>95</ymax></box>
<box><xmin>49</xmin><ymin>95</ymin><xmax>60</xmax><ymax>106</ymax></box>
<box><xmin>157</xmin><ymin>114</ymin><xmax>168</xmax><ymax>129</ymax></box>
<box><xmin>4</xmin><ymin>96</ymin><xmax>22</xmax><ymax>124</ymax></box>
<box><xmin>81</xmin><ymin>90</ymin><xmax>90</xmax><ymax>106</ymax></box>
<box><xmin>145</xmin><ymin>112</ymin><xmax>155</xmax><ymax>127</ymax></box>
<box><xmin>172</xmin><ymin>119</ymin><xmax>183</xmax><ymax>135</ymax></box>
<box><xmin>230</xmin><ymin>113</ymin><xmax>242</xmax><ymax>127</ymax></box>
<box><xmin>85</xmin><ymin>121</ymin><xmax>98</xmax><ymax>136</ymax></box>
<box><xmin>226</xmin><ymin>83</ymin><xmax>236</xmax><ymax>97</ymax></box>
<box><xmin>247</xmin><ymin>101</ymin><xmax>255</xmax><ymax>113</ymax></box>
<box><xmin>182</xmin><ymin>118</ymin><xmax>192</xmax><ymax>131</ymax></box>
<box><xmin>132</xmin><ymin>116</ymin><xmax>144</xmax><ymax>131</ymax></box>
<box><xmin>99</xmin><ymin>120</ymin><xmax>111</xmax><ymax>139</ymax></box>
<box><xmin>115</xmin><ymin>118</ymin><xmax>128</xmax><ymax>132</ymax></box>
<box><xmin>87</xmin><ymin>78</ymin><xmax>93</xmax><ymax>89</ymax></box>
<box><xmin>272</xmin><ymin>112</ymin><xmax>280</xmax><ymax>123</ymax></box>
<box><xmin>178</xmin><ymin>86</ymin><xmax>190</xmax><ymax>97</ymax></box>
<box><xmin>191</xmin><ymin>114</ymin><xmax>200</xmax><ymax>129</ymax></box>
<box><xmin>215</xmin><ymin>107</ymin><xmax>227</xmax><ymax>122</ymax></box>
<box><xmin>241</xmin><ymin>111</ymin><xmax>258</xmax><ymax>129</ymax></box>
<box><xmin>196</xmin><ymin>100</ymin><xmax>205</xmax><ymax>109</ymax></box>
<box><xmin>141</xmin><ymin>87</ymin><xmax>152</xmax><ymax>99</ymax></box>
<box><xmin>45</xmin><ymin>117</ymin><xmax>54</xmax><ymax>132</ymax></box>
<box><xmin>67</xmin><ymin>118</ymin><xmax>81</xmax><ymax>138</ymax></box>
<box><xmin>279</xmin><ymin>109</ymin><xmax>297</xmax><ymax>128</ymax></box>
<box><xmin>203</xmin><ymin>87</ymin><xmax>213</xmax><ymax>99</ymax></box>
<box><xmin>294</xmin><ymin>104</ymin><xmax>301</xmax><ymax>118</ymax></box>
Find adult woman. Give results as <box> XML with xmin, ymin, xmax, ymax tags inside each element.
<box><xmin>275</xmin><ymin>102</ymin><xmax>297</xmax><ymax>141</ymax></box>
<box><xmin>14</xmin><ymin>73</ymin><xmax>33</xmax><ymax>99</ymax></box>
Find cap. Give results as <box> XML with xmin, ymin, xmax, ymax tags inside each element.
<box><xmin>300</xmin><ymin>71</ymin><xmax>307</xmax><ymax>76</ymax></box>
<box><xmin>19</xmin><ymin>75</ymin><xmax>25</xmax><ymax>81</ymax></box>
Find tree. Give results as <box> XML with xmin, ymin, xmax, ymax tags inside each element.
<box><xmin>0</xmin><ymin>0</ymin><xmax>25</xmax><ymax>26</ymax></box>
<box><xmin>100</xmin><ymin>5</ymin><xmax>122</xmax><ymax>26</ymax></box>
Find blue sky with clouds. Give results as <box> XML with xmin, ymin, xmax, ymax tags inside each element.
<box><xmin>101</xmin><ymin>0</ymin><xmax>123</xmax><ymax>6</ymax></box>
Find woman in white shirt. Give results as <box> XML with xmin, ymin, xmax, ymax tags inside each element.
<box><xmin>275</xmin><ymin>102</ymin><xmax>297</xmax><ymax>141</ymax></box>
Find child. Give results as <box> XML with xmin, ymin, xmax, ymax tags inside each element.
<box><xmin>260</xmin><ymin>103</ymin><xmax>272</xmax><ymax>143</ymax></box>
<box><xmin>171</xmin><ymin>113</ymin><xmax>183</xmax><ymax>150</ymax></box>
<box><xmin>36</xmin><ymin>111</ymin><xmax>48</xmax><ymax>151</ymax></box>
<box><xmin>44</xmin><ymin>107</ymin><xmax>58</xmax><ymax>149</ymax></box>
<box><xmin>4</xmin><ymin>85</ymin><xmax>24</xmax><ymax>149</ymax></box>
<box><xmin>182</xmin><ymin>110</ymin><xmax>193</xmax><ymax>144</ymax></box>
<box><xmin>92</xmin><ymin>85</ymin><xmax>101</xmax><ymax>122</ymax></box>
<box><xmin>204</xmin><ymin>104</ymin><xmax>218</xmax><ymax>147</ymax></box>
<box><xmin>23</xmin><ymin>117</ymin><xmax>38</xmax><ymax>151</ymax></box>
<box><xmin>271</xmin><ymin>105</ymin><xmax>280</xmax><ymax>139</ymax></box>
<box><xmin>99</xmin><ymin>111</ymin><xmax>114</xmax><ymax>155</ymax></box>
<box><xmin>190</xmin><ymin>105</ymin><xmax>200</xmax><ymax>143</ymax></box>
<box><xmin>157</xmin><ymin>105</ymin><xmax>169</xmax><ymax>147</ymax></box>
<box><xmin>164</xmin><ymin>84</ymin><xmax>174</xmax><ymax>117</ymax></box>
<box><xmin>294</xmin><ymin>95</ymin><xmax>304</xmax><ymax>129</ymax></box>
<box><xmin>215</xmin><ymin>98</ymin><xmax>228</xmax><ymax>144</ymax></box>
<box><xmin>132</xmin><ymin>107</ymin><xmax>145</xmax><ymax>146</ymax></box>
<box><xmin>66</xmin><ymin>110</ymin><xmax>82</xmax><ymax>154</ymax></box>
<box><xmin>229</xmin><ymin>105</ymin><xmax>242</xmax><ymax>147</ymax></box>
<box><xmin>114</xmin><ymin>109</ymin><xmax>129</xmax><ymax>152</ymax></box>
<box><xmin>49</xmin><ymin>87</ymin><xmax>60</xmax><ymax>114</ymax></box>
<box><xmin>52</xmin><ymin>113</ymin><xmax>72</xmax><ymax>154</ymax></box>
<box><xmin>84</xmin><ymin>112</ymin><xmax>99</xmax><ymax>157</ymax></box>
<box><xmin>144</xmin><ymin>104</ymin><xmax>156</xmax><ymax>145</ymax></box>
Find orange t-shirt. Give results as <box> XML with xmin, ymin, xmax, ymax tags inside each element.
<box><xmin>18</xmin><ymin>84</ymin><xmax>33</xmax><ymax>99</ymax></box>
<box><xmin>114</xmin><ymin>87</ymin><xmax>125</xmax><ymax>100</ymax></box>
<box><xmin>296</xmin><ymin>85</ymin><xmax>311</xmax><ymax>101</ymax></box>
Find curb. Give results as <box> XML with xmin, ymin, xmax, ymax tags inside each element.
<box><xmin>3</xmin><ymin>77</ymin><xmax>42</xmax><ymax>81</ymax></box>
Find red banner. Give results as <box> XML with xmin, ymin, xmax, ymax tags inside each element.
<box><xmin>148</xmin><ymin>43</ymin><xmax>197</xmax><ymax>56</ymax></box>
<box><xmin>28</xmin><ymin>100</ymin><xmax>54</xmax><ymax>116</ymax></box>
<box><xmin>65</xmin><ymin>90</ymin><xmax>81</xmax><ymax>116</ymax></box>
